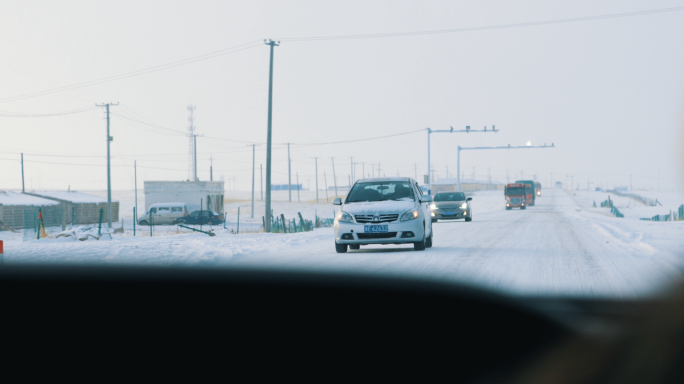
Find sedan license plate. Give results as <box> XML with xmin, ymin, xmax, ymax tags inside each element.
<box><xmin>442</xmin><ymin>211</ymin><xmax>456</xmax><ymax>216</ymax></box>
<box><xmin>364</xmin><ymin>225</ymin><xmax>388</xmax><ymax>233</ymax></box>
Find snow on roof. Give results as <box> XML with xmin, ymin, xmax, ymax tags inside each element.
<box><xmin>356</xmin><ymin>177</ymin><xmax>412</xmax><ymax>183</ymax></box>
<box><xmin>0</xmin><ymin>191</ymin><xmax>60</xmax><ymax>206</ymax></box>
<box><xmin>32</xmin><ymin>191</ymin><xmax>114</xmax><ymax>203</ymax></box>
<box><xmin>149</xmin><ymin>202</ymin><xmax>187</xmax><ymax>208</ymax></box>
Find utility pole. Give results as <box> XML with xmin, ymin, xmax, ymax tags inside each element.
<box><xmin>194</xmin><ymin>135</ymin><xmax>198</xmax><ymax>181</ymax></box>
<box><xmin>264</xmin><ymin>39</ymin><xmax>279</xmax><ymax>232</ymax></box>
<box><xmin>285</xmin><ymin>142</ymin><xmax>293</xmax><ymax>202</ymax></box>
<box><xmin>96</xmin><ymin>102</ymin><xmax>118</xmax><ymax>229</ymax></box>
<box><xmin>349</xmin><ymin>157</ymin><xmax>354</xmax><ymax>182</ymax></box>
<box><xmin>296</xmin><ymin>172</ymin><xmax>300</xmax><ymax>202</ymax></box>
<box><xmin>361</xmin><ymin>162</ymin><xmax>365</xmax><ymax>180</ymax></box>
<box><xmin>313</xmin><ymin>157</ymin><xmax>319</xmax><ymax>203</ymax></box>
<box><xmin>134</xmin><ymin>160</ymin><xmax>138</xmax><ymax>223</ymax></box>
<box><xmin>324</xmin><ymin>171</ymin><xmax>329</xmax><ymax>201</ymax></box>
<box><xmin>260</xmin><ymin>164</ymin><xmax>263</xmax><ymax>201</ymax></box>
<box><xmin>21</xmin><ymin>153</ymin><xmax>25</xmax><ymax>193</ymax></box>
<box><xmin>250</xmin><ymin>144</ymin><xmax>260</xmax><ymax>218</ymax></box>
<box><xmin>209</xmin><ymin>156</ymin><xmax>213</xmax><ymax>181</ymax></box>
<box><xmin>187</xmin><ymin>105</ymin><xmax>196</xmax><ymax>181</ymax></box>
<box><xmin>331</xmin><ymin>157</ymin><xmax>338</xmax><ymax>197</ymax></box>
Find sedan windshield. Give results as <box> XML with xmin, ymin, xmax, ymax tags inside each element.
<box><xmin>434</xmin><ymin>192</ymin><xmax>466</xmax><ymax>202</ymax></box>
<box><xmin>346</xmin><ymin>182</ymin><xmax>415</xmax><ymax>202</ymax></box>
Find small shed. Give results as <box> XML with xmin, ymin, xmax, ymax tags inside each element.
<box><xmin>0</xmin><ymin>191</ymin><xmax>63</xmax><ymax>229</ymax></box>
<box><xmin>144</xmin><ymin>181</ymin><xmax>224</xmax><ymax>213</ymax></box>
<box><xmin>29</xmin><ymin>191</ymin><xmax>119</xmax><ymax>225</ymax></box>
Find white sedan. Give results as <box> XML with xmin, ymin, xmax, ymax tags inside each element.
<box><xmin>333</xmin><ymin>177</ymin><xmax>433</xmax><ymax>252</ymax></box>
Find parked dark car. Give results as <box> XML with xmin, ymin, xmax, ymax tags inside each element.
<box><xmin>173</xmin><ymin>210</ymin><xmax>223</xmax><ymax>225</ymax></box>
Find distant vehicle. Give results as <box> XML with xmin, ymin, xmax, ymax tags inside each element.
<box><xmin>173</xmin><ymin>210</ymin><xmax>223</xmax><ymax>225</ymax></box>
<box><xmin>534</xmin><ymin>182</ymin><xmax>542</xmax><ymax>197</ymax></box>
<box><xmin>333</xmin><ymin>177</ymin><xmax>433</xmax><ymax>253</ymax></box>
<box><xmin>555</xmin><ymin>181</ymin><xmax>563</xmax><ymax>189</ymax></box>
<box><xmin>595</xmin><ymin>187</ymin><xmax>603</xmax><ymax>192</ymax></box>
<box><xmin>504</xmin><ymin>183</ymin><xmax>527</xmax><ymax>210</ymax></box>
<box><xmin>430</xmin><ymin>192</ymin><xmax>472</xmax><ymax>223</ymax></box>
<box><xmin>515</xmin><ymin>180</ymin><xmax>536</xmax><ymax>206</ymax></box>
<box><xmin>138</xmin><ymin>202</ymin><xmax>189</xmax><ymax>225</ymax></box>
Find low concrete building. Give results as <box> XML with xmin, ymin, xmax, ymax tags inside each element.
<box><xmin>144</xmin><ymin>181</ymin><xmax>224</xmax><ymax>213</ymax></box>
<box><xmin>0</xmin><ymin>191</ymin><xmax>63</xmax><ymax>229</ymax></box>
<box><xmin>29</xmin><ymin>191</ymin><xmax>119</xmax><ymax>225</ymax></box>
<box><xmin>432</xmin><ymin>178</ymin><xmax>505</xmax><ymax>193</ymax></box>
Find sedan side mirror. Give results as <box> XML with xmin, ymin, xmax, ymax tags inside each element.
<box><xmin>466</xmin><ymin>197</ymin><xmax>472</xmax><ymax>201</ymax></box>
<box><xmin>420</xmin><ymin>195</ymin><xmax>432</xmax><ymax>203</ymax></box>
<box><xmin>333</xmin><ymin>198</ymin><xmax>342</xmax><ymax>205</ymax></box>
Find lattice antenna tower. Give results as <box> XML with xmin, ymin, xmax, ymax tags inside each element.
<box><xmin>187</xmin><ymin>105</ymin><xmax>196</xmax><ymax>181</ymax></box>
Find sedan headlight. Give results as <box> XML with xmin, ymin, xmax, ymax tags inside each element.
<box><xmin>430</xmin><ymin>203</ymin><xmax>437</xmax><ymax>209</ymax></box>
<box><xmin>336</xmin><ymin>211</ymin><xmax>354</xmax><ymax>223</ymax></box>
<box><xmin>401</xmin><ymin>210</ymin><xmax>420</xmax><ymax>221</ymax></box>
<box><xmin>460</xmin><ymin>202</ymin><xmax>467</xmax><ymax>209</ymax></box>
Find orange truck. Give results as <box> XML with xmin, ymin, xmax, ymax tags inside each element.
<box><xmin>504</xmin><ymin>183</ymin><xmax>527</xmax><ymax>210</ymax></box>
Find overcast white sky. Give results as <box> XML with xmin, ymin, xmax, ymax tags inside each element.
<box><xmin>1</xmin><ymin>0</ymin><xmax>683</xmax><ymax>192</ymax></box>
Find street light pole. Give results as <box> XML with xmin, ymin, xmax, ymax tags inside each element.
<box><xmin>427</xmin><ymin>126</ymin><xmax>498</xmax><ymax>195</ymax></box>
<box><xmin>457</xmin><ymin>143</ymin><xmax>556</xmax><ymax>191</ymax></box>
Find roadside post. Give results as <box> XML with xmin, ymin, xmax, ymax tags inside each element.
<box><xmin>237</xmin><ymin>207</ymin><xmax>240</xmax><ymax>234</ymax></box>
<box><xmin>98</xmin><ymin>208</ymin><xmax>103</xmax><ymax>236</ymax></box>
<box><xmin>133</xmin><ymin>207</ymin><xmax>136</xmax><ymax>236</ymax></box>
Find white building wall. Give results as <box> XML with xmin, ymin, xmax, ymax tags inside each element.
<box><xmin>144</xmin><ymin>181</ymin><xmax>225</xmax><ymax>213</ymax></box>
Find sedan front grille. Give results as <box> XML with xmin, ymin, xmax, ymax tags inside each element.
<box><xmin>357</xmin><ymin>232</ymin><xmax>398</xmax><ymax>239</ymax></box>
<box><xmin>354</xmin><ymin>214</ymin><xmax>399</xmax><ymax>223</ymax></box>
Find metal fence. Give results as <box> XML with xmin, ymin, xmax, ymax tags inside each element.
<box><xmin>640</xmin><ymin>205</ymin><xmax>684</xmax><ymax>222</ymax></box>
<box><xmin>22</xmin><ymin>206</ymin><xmax>65</xmax><ymax>242</ymax></box>
<box><xmin>598</xmin><ymin>197</ymin><xmax>623</xmax><ymax>218</ymax></box>
<box><xmin>606</xmin><ymin>189</ymin><xmax>659</xmax><ymax>206</ymax></box>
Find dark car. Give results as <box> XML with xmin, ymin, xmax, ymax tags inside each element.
<box><xmin>173</xmin><ymin>210</ymin><xmax>223</xmax><ymax>225</ymax></box>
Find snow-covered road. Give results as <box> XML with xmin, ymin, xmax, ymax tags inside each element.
<box><xmin>4</xmin><ymin>189</ymin><xmax>683</xmax><ymax>298</ymax></box>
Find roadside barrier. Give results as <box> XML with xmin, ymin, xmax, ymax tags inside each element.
<box><xmin>599</xmin><ymin>196</ymin><xmax>623</xmax><ymax>218</ymax></box>
<box><xmin>640</xmin><ymin>205</ymin><xmax>683</xmax><ymax>221</ymax></box>
<box><xmin>269</xmin><ymin>212</ymin><xmax>314</xmax><ymax>233</ymax></box>
<box><xmin>606</xmin><ymin>189</ymin><xmax>659</xmax><ymax>206</ymax></box>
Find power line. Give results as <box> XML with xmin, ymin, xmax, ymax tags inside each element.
<box><xmin>0</xmin><ymin>41</ymin><xmax>262</xmax><ymax>104</ymax></box>
<box><xmin>294</xmin><ymin>129</ymin><xmax>424</xmax><ymax>146</ymax></box>
<box><xmin>2</xmin><ymin>6</ymin><xmax>679</xmax><ymax>106</ymax></box>
<box><xmin>278</xmin><ymin>6</ymin><xmax>684</xmax><ymax>42</ymax></box>
<box><xmin>0</xmin><ymin>105</ymin><xmax>96</xmax><ymax>117</ymax></box>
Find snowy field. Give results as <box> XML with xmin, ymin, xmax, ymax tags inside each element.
<box><xmin>2</xmin><ymin>189</ymin><xmax>683</xmax><ymax>298</ymax></box>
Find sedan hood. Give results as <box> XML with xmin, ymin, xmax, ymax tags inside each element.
<box><xmin>434</xmin><ymin>201</ymin><xmax>466</xmax><ymax>209</ymax></box>
<box><xmin>342</xmin><ymin>200</ymin><xmax>417</xmax><ymax>216</ymax></box>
